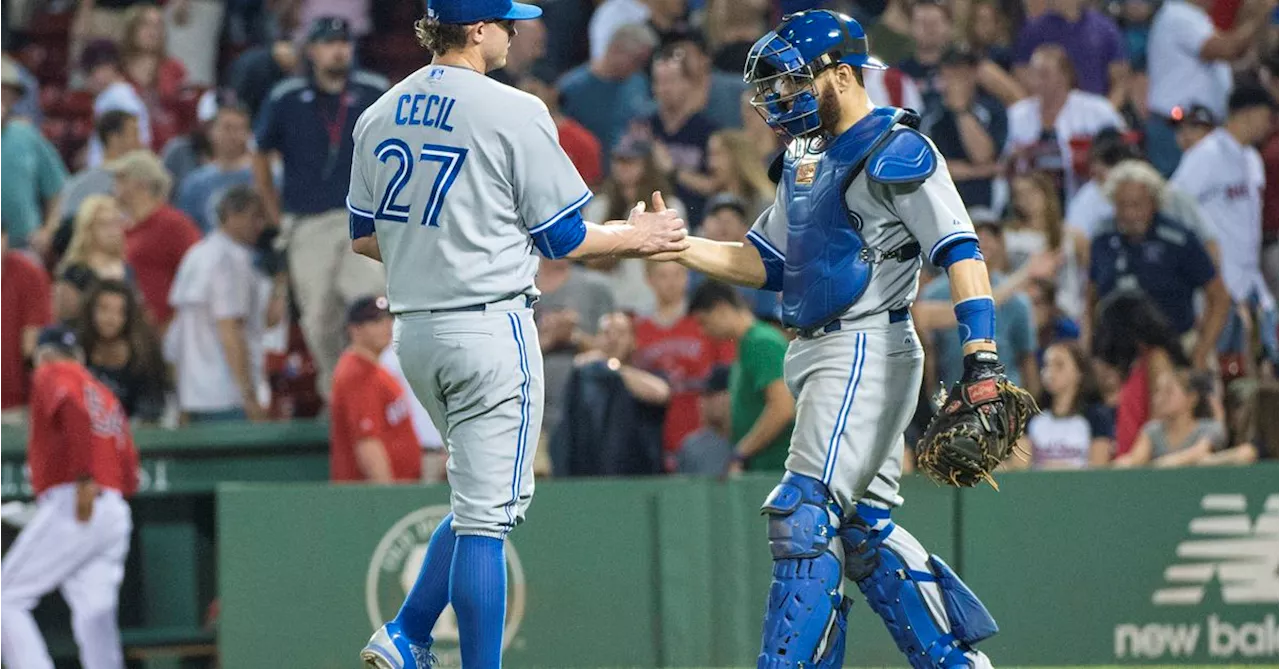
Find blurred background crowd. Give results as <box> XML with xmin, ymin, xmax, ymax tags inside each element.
<box><xmin>1</xmin><ymin>0</ymin><xmax>1277</xmax><ymax>483</ymax></box>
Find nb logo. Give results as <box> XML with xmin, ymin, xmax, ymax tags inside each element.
<box><xmin>1152</xmin><ymin>494</ymin><xmax>1278</xmax><ymax>606</ymax></box>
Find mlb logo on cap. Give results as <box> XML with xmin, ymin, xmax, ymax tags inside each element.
<box><xmin>425</xmin><ymin>0</ymin><xmax>542</xmax><ymax>24</ymax></box>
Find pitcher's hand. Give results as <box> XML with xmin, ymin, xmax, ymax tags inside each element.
<box><xmin>626</xmin><ymin>191</ymin><xmax>688</xmax><ymax>257</ymax></box>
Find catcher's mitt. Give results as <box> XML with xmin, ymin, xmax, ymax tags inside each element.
<box><xmin>915</xmin><ymin>351</ymin><xmax>1039</xmax><ymax>488</ymax></box>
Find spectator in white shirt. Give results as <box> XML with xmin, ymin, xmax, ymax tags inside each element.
<box><xmin>1171</xmin><ymin>85</ymin><xmax>1277</xmax><ymax>353</ymax></box>
<box><xmin>588</xmin><ymin>0</ymin><xmax>651</xmax><ymax>62</ymax></box>
<box><xmin>81</xmin><ymin>40</ymin><xmax>151</xmax><ymax>169</ymax></box>
<box><xmin>1144</xmin><ymin>0</ymin><xmax>1273</xmax><ymax>176</ymax></box>
<box><xmin>1006</xmin><ymin>44</ymin><xmax>1125</xmax><ymax>201</ymax></box>
<box><xmin>1065</xmin><ymin>130</ymin><xmax>1219</xmax><ymax>262</ymax></box>
<box><xmin>165</xmin><ymin>185</ymin><xmax>273</xmax><ymax>423</ymax></box>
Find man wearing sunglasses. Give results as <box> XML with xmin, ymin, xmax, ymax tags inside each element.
<box><xmin>349</xmin><ymin>1</ymin><xmax>688</xmax><ymax>668</ymax></box>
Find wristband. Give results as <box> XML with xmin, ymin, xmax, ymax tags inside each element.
<box><xmin>954</xmin><ymin>296</ymin><xmax>996</xmax><ymax>346</ymax></box>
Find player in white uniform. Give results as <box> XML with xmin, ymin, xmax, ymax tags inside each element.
<box><xmin>346</xmin><ymin>2</ymin><xmax>687</xmax><ymax>668</ymax></box>
<box><xmin>662</xmin><ymin>10</ymin><xmax>1018</xmax><ymax>668</ymax></box>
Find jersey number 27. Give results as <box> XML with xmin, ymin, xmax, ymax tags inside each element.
<box><xmin>373</xmin><ymin>138</ymin><xmax>468</xmax><ymax>228</ymax></box>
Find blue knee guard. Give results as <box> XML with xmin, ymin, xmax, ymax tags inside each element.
<box><xmin>840</xmin><ymin>505</ymin><xmax>998</xmax><ymax>669</ymax></box>
<box><xmin>757</xmin><ymin>473</ymin><xmax>851</xmax><ymax>669</ymax></box>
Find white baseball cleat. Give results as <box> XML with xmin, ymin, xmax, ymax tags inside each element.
<box><xmin>360</xmin><ymin>622</ymin><xmax>436</xmax><ymax>669</ymax></box>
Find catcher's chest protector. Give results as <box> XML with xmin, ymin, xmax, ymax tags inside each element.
<box><xmin>780</xmin><ymin>108</ymin><xmax>899</xmax><ymax>330</ymax></box>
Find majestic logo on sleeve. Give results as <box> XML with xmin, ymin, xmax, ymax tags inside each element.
<box><xmin>367</xmin><ymin>505</ymin><xmax>527</xmax><ymax>666</ymax></box>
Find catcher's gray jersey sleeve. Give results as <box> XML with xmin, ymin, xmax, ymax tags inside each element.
<box><xmin>746</xmin><ymin>185</ymin><xmax>787</xmax><ymax>291</ymax></box>
<box><xmin>510</xmin><ymin>110</ymin><xmax>592</xmax><ymax>258</ymax></box>
<box><xmin>883</xmin><ymin>158</ymin><xmax>978</xmax><ymax>266</ymax></box>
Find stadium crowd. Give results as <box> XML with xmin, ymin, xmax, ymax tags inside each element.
<box><xmin>1</xmin><ymin>0</ymin><xmax>1276</xmax><ymax>482</ymax></box>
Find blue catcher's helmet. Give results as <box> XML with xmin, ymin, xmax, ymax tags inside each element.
<box><xmin>745</xmin><ymin>10</ymin><xmax>887</xmax><ymax>139</ymax></box>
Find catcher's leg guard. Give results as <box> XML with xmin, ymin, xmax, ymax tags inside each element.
<box><xmin>840</xmin><ymin>504</ymin><xmax>997</xmax><ymax>669</ymax></box>
<box><xmin>757</xmin><ymin>472</ymin><xmax>852</xmax><ymax>669</ymax></box>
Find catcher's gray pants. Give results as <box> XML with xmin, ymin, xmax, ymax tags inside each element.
<box><xmin>393</xmin><ymin>296</ymin><xmax>542</xmax><ymax>538</ymax></box>
<box><xmin>783</xmin><ymin>310</ymin><xmax>924</xmax><ymax>518</ymax></box>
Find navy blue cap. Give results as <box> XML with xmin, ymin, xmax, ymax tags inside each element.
<box><xmin>36</xmin><ymin>326</ymin><xmax>80</xmax><ymax>354</ymax></box>
<box><xmin>426</xmin><ymin>0</ymin><xmax>542</xmax><ymax>24</ymax></box>
<box><xmin>346</xmin><ymin>295</ymin><xmax>391</xmax><ymax>325</ymax></box>
<box><xmin>1170</xmin><ymin>103</ymin><xmax>1216</xmax><ymax>127</ymax></box>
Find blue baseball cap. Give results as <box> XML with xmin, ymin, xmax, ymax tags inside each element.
<box><xmin>36</xmin><ymin>326</ymin><xmax>80</xmax><ymax>355</ymax></box>
<box><xmin>427</xmin><ymin>0</ymin><xmax>542</xmax><ymax>24</ymax></box>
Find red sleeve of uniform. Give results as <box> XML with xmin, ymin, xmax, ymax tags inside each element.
<box><xmin>54</xmin><ymin>386</ymin><xmax>97</xmax><ymax>481</ymax></box>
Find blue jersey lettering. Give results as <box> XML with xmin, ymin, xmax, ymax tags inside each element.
<box><xmin>394</xmin><ymin>94</ymin><xmax>458</xmax><ymax>131</ymax></box>
<box><xmin>395</xmin><ymin>94</ymin><xmax>412</xmax><ymax>125</ymax></box>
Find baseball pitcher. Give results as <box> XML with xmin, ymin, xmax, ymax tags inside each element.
<box><xmin>0</xmin><ymin>327</ymin><xmax>139</xmax><ymax>669</ymax></box>
<box><xmin>345</xmin><ymin>1</ymin><xmax>687</xmax><ymax>667</ymax></box>
<box><xmin>662</xmin><ymin>10</ymin><xmax>1036</xmax><ymax>668</ymax></box>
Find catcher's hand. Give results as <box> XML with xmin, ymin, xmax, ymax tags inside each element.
<box><xmin>915</xmin><ymin>351</ymin><xmax>1039</xmax><ymax>488</ymax></box>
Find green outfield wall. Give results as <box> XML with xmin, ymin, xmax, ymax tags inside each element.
<box><xmin>2</xmin><ymin>423</ymin><xmax>1274</xmax><ymax>666</ymax></box>
<box><xmin>217</xmin><ymin>466</ymin><xmax>1278</xmax><ymax>667</ymax></box>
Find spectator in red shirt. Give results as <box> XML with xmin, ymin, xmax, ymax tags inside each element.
<box><xmin>109</xmin><ymin>150</ymin><xmax>201</xmax><ymax>329</ymax></box>
<box><xmin>632</xmin><ymin>261</ymin><xmax>735</xmax><ymax>466</ymax></box>
<box><xmin>517</xmin><ymin>67</ymin><xmax>603</xmax><ymax>188</ymax></box>
<box><xmin>0</xmin><ymin>222</ymin><xmax>53</xmax><ymax>417</ymax></box>
<box><xmin>0</xmin><ymin>326</ymin><xmax>138</xmax><ymax>669</ymax></box>
<box><xmin>330</xmin><ymin>296</ymin><xmax>422</xmax><ymax>483</ymax></box>
<box><xmin>1092</xmin><ymin>290</ymin><xmax>1190</xmax><ymax>457</ymax></box>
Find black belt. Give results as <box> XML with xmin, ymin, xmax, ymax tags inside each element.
<box><xmin>426</xmin><ymin>294</ymin><xmax>537</xmax><ymax>313</ymax></box>
<box><xmin>795</xmin><ymin>307</ymin><xmax>911</xmax><ymax>339</ymax></box>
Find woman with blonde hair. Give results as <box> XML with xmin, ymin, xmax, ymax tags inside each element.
<box><xmin>1005</xmin><ymin>171</ymin><xmax>1089</xmax><ymax>321</ymax></box>
<box><xmin>705</xmin><ymin>130</ymin><xmax>774</xmax><ymax>215</ymax></box>
<box><xmin>120</xmin><ymin>4</ymin><xmax>188</xmax><ymax>154</ymax></box>
<box><xmin>582</xmin><ymin>136</ymin><xmax>688</xmax><ymax>314</ymax></box>
<box><xmin>665</xmin><ymin>129</ymin><xmax>775</xmax><ymax>219</ymax></box>
<box><xmin>54</xmin><ymin>195</ymin><xmax>136</xmax><ymax>324</ymax></box>
<box><xmin>120</xmin><ymin>4</ymin><xmax>188</xmax><ymax>101</ymax></box>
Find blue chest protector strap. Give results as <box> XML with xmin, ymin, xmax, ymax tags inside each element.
<box><xmin>839</xmin><ymin>506</ymin><xmax>998</xmax><ymax>669</ymax></box>
<box><xmin>757</xmin><ymin>472</ymin><xmax>850</xmax><ymax>669</ymax></box>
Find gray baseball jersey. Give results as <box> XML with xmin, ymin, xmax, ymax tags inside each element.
<box><xmin>347</xmin><ymin>63</ymin><xmax>591</xmax><ymax>314</ymax></box>
<box><xmin>747</xmin><ymin>128</ymin><xmax>976</xmax><ymax>513</ymax></box>
<box><xmin>747</xmin><ymin>133</ymin><xmax>977</xmax><ymax>324</ymax></box>
<box><xmin>346</xmin><ymin>64</ymin><xmax>590</xmax><ymax>537</ymax></box>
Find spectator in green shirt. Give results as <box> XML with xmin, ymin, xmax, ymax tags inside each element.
<box><xmin>690</xmin><ymin>281</ymin><xmax>794</xmax><ymax>473</ymax></box>
<box><xmin>1</xmin><ymin>60</ymin><xmax>67</xmax><ymax>249</ymax></box>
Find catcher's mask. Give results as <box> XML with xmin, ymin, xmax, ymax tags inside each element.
<box><xmin>744</xmin><ymin>10</ymin><xmax>887</xmax><ymax>140</ymax></box>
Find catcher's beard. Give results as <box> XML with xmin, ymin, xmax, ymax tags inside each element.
<box><xmin>817</xmin><ymin>80</ymin><xmax>842</xmax><ymax>134</ymax></box>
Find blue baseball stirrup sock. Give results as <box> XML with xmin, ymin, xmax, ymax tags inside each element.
<box><xmin>451</xmin><ymin>535</ymin><xmax>507</xmax><ymax>669</ymax></box>
<box><xmin>392</xmin><ymin>513</ymin><xmax>457</xmax><ymax>644</ymax></box>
